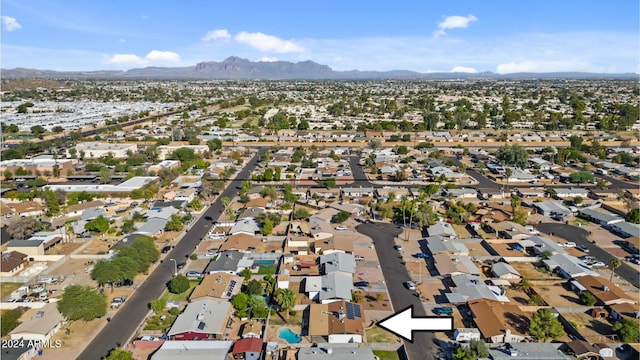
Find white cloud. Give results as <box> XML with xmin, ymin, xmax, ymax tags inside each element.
<box><xmin>105</xmin><ymin>50</ymin><xmax>181</xmax><ymax>67</ymax></box>
<box><xmin>259</xmin><ymin>57</ymin><xmax>278</xmax><ymax>62</ymax></box>
<box><xmin>145</xmin><ymin>50</ymin><xmax>180</xmax><ymax>63</ymax></box>
<box><xmin>434</xmin><ymin>14</ymin><xmax>477</xmax><ymax>37</ymax></box>
<box><xmin>202</xmin><ymin>29</ymin><xmax>231</xmax><ymax>42</ymax></box>
<box><xmin>450</xmin><ymin>66</ymin><xmax>477</xmax><ymax>73</ymax></box>
<box><xmin>118</xmin><ymin>38</ymin><xmax>126</xmax><ymax>43</ymax></box>
<box><xmin>105</xmin><ymin>54</ymin><xmax>148</xmax><ymax>67</ymax></box>
<box><xmin>496</xmin><ymin>59</ymin><xmax>594</xmax><ymax>74</ymax></box>
<box><xmin>235</xmin><ymin>31</ymin><xmax>304</xmax><ymax>53</ymax></box>
<box><xmin>1</xmin><ymin>16</ymin><xmax>22</xmax><ymax>32</ymax></box>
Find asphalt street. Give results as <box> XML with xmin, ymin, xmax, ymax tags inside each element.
<box><xmin>537</xmin><ymin>223</ymin><xmax>639</xmax><ymax>288</ymax></box>
<box><xmin>356</xmin><ymin>222</ymin><xmax>445</xmax><ymax>360</ymax></box>
<box><xmin>77</xmin><ymin>148</ymin><xmax>265</xmax><ymax>359</ymax></box>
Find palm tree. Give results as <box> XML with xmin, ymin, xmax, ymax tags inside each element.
<box><xmin>609</xmin><ymin>258</ymin><xmax>622</xmax><ymax>283</ymax></box>
<box><xmin>274</xmin><ymin>288</ymin><xmax>296</xmax><ymax>319</ymax></box>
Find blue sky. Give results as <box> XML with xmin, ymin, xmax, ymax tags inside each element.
<box><xmin>2</xmin><ymin>0</ymin><xmax>638</xmax><ymax>73</ymax></box>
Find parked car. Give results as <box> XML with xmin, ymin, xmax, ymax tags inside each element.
<box><xmin>161</xmin><ymin>245</ymin><xmax>171</xmax><ymax>254</ymax></box>
<box><xmin>354</xmin><ymin>281</ymin><xmax>369</xmax><ymax>287</ymax></box>
<box><xmin>355</xmin><ymin>255</ymin><xmax>365</xmax><ymax>261</ymax></box>
<box><xmin>110</xmin><ymin>296</ymin><xmax>126</xmax><ymax>308</ymax></box>
<box><xmin>139</xmin><ymin>336</ymin><xmax>160</xmax><ymax>341</ymax></box>
<box><xmin>335</xmin><ymin>226</ymin><xmax>347</xmax><ymax>231</ymax></box>
<box><xmin>404</xmin><ymin>281</ymin><xmax>416</xmax><ymax>290</ymax></box>
<box><xmin>186</xmin><ymin>271</ymin><xmax>202</xmax><ymax>279</ymax></box>
<box><xmin>394</xmin><ymin>245</ymin><xmax>403</xmax><ymax>251</ymax></box>
<box><xmin>591</xmin><ymin>261</ymin><xmax>607</xmax><ymax>268</ymax></box>
<box><xmin>413</xmin><ymin>253</ymin><xmax>429</xmax><ymax>259</ymax></box>
<box><xmin>564</xmin><ymin>242</ymin><xmax>577</xmax><ymax>248</ymax></box>
<box><xmin>577</xmin><ymin>245</ymin><xmax>590</xmax><ymax>253</ymax></box>
<box><xmin>432</xmin><ymin>307</ymin><xmax>453</xmax><ymax>316</ymax></box>
<box><xmin>579</xmin><ymin>255</ymin><xmax>596</xmax><ymax>261</ymax></box>
<box><xmin>177</xmin><ymin>262</ymin><xmax>186</xmax><ymax>269</ymax></box>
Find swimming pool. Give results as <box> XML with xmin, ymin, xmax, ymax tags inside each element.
<box><xmin>253</xmin><ymin>259</ymin><xmax>276</xmax><ymax>265</ymax></box>
<box><xmin>279</xmin><ymin>328</ymin><xmax>301</xmax><ymax>343</ymax></box>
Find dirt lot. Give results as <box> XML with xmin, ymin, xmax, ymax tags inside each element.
<box><xmin>46</xmin><ymin>242</ymin><xmax>82</xmax><ymax>255</ymax></box>
<box><xmin>511</xmin><ymin>262</ymin><xmax>561</xmax><ymax>280</ymax></box>
<box><xmin>562</xmin><ymin>311</ymin><xmax>614</xmax><ymax>343</ymax></box>
<box><xmin>531</xmin><ymin>282</ymin><xmax>581</xmax><ymax>307</ymax></box>
<box><xmin>76</xmin><ymin>239</ymin><xmax>112</xmax><ymax>255</ymax></box>
<box><xmin>465</xmin><ymin>240</ymin><xmax>492</xmax><ymax>257</ymax></box>
<box><xmin>490</xmin><ymin>242</ymin><xmax>527</xmax><ymax>257</ymax></box>
<box><xmin>41</xmin><ymin>317</ymin><xmax>106</xmax><ymax>360</ymax></box>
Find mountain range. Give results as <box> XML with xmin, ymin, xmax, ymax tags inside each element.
<box><xmin>2</xmin><ymin>56</ymin><xmax>638</xmax><ymax>80</ymax></box>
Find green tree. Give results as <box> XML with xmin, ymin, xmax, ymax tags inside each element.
<box><xmin>496</xmin><ymin>144</ymin><xmax>529</xmax><ymax>169</ymax></box>
<box><xmin>612</xmin><ymin>318</ymin><xmax>640</xmax><ymax>343</ymax></box>
<box><xmin>260</xmin><ymin>217</ymin><xmax>274</xmax><ymax>236</ymax></box>
<box><xmin>169</xmin><ymin>275</ymin><xmax>190</xmax><ymax>294</ymax></box>
<box><xmin>170</xmin><ymin>147</ymin><xmax>198</xmax><ymax>162</ymax></box>
<box><xmin>529</xmin><ymin>309</ymin><xmax>564</xmax><ymax>342</ymax></box>
<box><xmin>165</xmin><ymin>214</ymin><xmax>184</xmax><ymax>232</ymax></box>
<box><xmin>625</xmin><ymin>208</ymin><xmax>640</xmax><ymax>224</ymax></box>
<box><xmin>274</xmin><ymin>288</ymin><xmax>296</xmax><ymax>318</ymax></box>
<box><xmin>206</xmin><ymin>138</ymin><xmax>222</xmax><ymax>151</ymax></box>
<box><xmin>98</xmin><ymin>167</ymin><xmax>113</xmax><ymax>184</ymax></box>
<box><xmin>569</xmin><ymin>134</ymin><xmax>583</xmax><ymax>149</ymax></box>
<box><xmin>240</xmin><ymin>268</ymin><xmax>253</xmax><ymax>280</ymax></box>
<box><xmin>121</xmin><ymin>219</ymin><xmax>136</xmax><ymax>234</ymax></box>
<box><xmin>231</xmin><ymin>293</ymin><xmax>249</xmax><ymax>315</ymax></box>
<box><xmin>91</xmin><ymin>260</ymin><xmax>122</xmax><ymax>287</ymax></box>
<box><xmin>30</xmin><ymin>125</ymin><xmax>46</xmax><ymax>135</ymax></box>
<box><xmin>293</xmin><ymin>208</ymin><xmax>310</xmax><ymax>220</ymax></box>
<box><xmin>0</xmin><ymin>308</ymin><xmax>25</xmax><ymax>336</ymax></box>
<box><xmin>610</xmin><ymin>258</ymin><xmax>622</xmax><ymax>282</ymax></box>
<box><xmin>85</xmin><ymin>215</ymin><xmax>110</xmax><ymax>233</ymax></box>
<box><xmin>569</xmin><ymin>171</ymin><xmax>595</xmax><ymax>184</ymax></box>
<box><xmin>104</xmin><ymin>349</ymin><xmax>135</xmax><ymax>360</ymax></box>
<box><xmin>331</xmin><ymin>210</ymin><xmax>351</xmax><ymax>223</ymax></box>
<box><xmin>246</xmin><ymin>279</ymin><xmax>263</xmax><ymax>295</ymax></box>
<box><xmin>188</xmin><ymin>199</ymin><xmax>203</xmax><ymax>211</ymax></box>
<box><xmin>42</xmin><ymin>189</ymin><xmax>60</xmax><ymax>216</ymax></box>
<box><xmin>57</xmin><ymin>285</ymin><xmax>107</xmax><ymax>321</ymax></box>
<box><xmin>579</xmin><ymin>292</ymin><xmax>597</xmax><ymax>306</ymax></box>
<box><xmin>247</xmin><ymin>295</ymin><xmax>268</xmax><ymax>318</ymax></box>
<box><xmin>150</xmin><ymin>299</ymin><xmax>167</xmax><ymax>314</ymax></box>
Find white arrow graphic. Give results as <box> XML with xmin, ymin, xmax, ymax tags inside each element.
<box><xmin>378</xmin><ymin>305</ymin><xmax>453</xmax><ymax>342</ymax></box>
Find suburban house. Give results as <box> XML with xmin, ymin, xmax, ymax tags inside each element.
<box><xmin>307</xmin><ymin>301</ymin><xmax>364</xmax><ymax>343</ymax></box>
<box><xmin>532</xmin><ymin>201</ymin><xmax>573</xmax><ymax>218</ymax></box>
<box><xmin>491</xmin><ymin>262</ymin><xmax>522</xmax><ymax>282</ymax></box>
<box><xmin>573</xmin><ymin>275</ymin><xmax>637</xmax><ymax>305</ymax></box>
<box><xmin>608</xmin><ymin>221</ymin><xmax>640</xmax><ymax>238</ymax></box>
<box><xmin>231</xmin><ymin>338</ymin><xmax>263</xmax><ymax>360</ymax></box>
<box><xmin>445</xmin><ymin>274</ymin><xmax>510</xmax><ymax>304</ymax></box>
<box><xmin>543</xmin><ymin>253</ymin><xmax>599</xmax><ymax>279</ymax></box>
<box><xmin>319</xmin><ymin>252</ymin><xmax>356</xmax><ymax>274</ymax></box>
<box><xmin>189</xmin><ymin>273</ymin><xmax>244</xmax><ymax>301</ymax></box>
<box><xmin>10</xmin><ymin>303</ymin><xmax>65</xmax><ymax>343</ymax></box>
<box><xmin>204</xmin><ymin>250</ymin><xmax>253</xmax><ymax>275</ymax></box>
<box><xmin>297</xmin><ymin>344</ymin><xmax>375</xmax><ymax>360</ymax></box>
<box><xmin>578</xmin><ymin>208</ymin><xmax>624</xmax><ymax>226</ymax></box>
<box><xmin>489</xmin><ymin>343</ymin><xmax>571</xmax><ymax>360</ymax></box>
<box><xmin>432</xmin><ymin>253</ymin><xmax>480</xmax><ymax>276</ymax></box>
<box><xmin>341</xmin><ymin>187</ymin><xmax>374</xmax><ymax>198</ymax></box>
<box><xmin>468</xmin><ymin>302</ymin><xmax>528</xmax><ymax>343</ymax></box>
<box><xmin>150</xmin><ymin>340</ymin><xmax>233</xmax><ymax>360</ymax></box>
<box><xmin>167</xmin><ymin>299</ymin><xmax>232</xmax><ymax>340</ymax></box>
<box><xmin>427</xmin><ymin>222</ymin><xmax>458</xmax><ymax>238</ymax></box>
<box><xmin>229</xmin><ymin>219</ymin><xmax>261</xmax><ymax>236</ymax></box>
<box><xmin>0</xmin><ymin>251</ymin><xmax>28</xmax><ymax>276</ymax></box>
<box><xmin>308</xmin><ymin>208</ymin><xmax>340</xmax><ymax>223</ymax></box>
<box><xmin>486</xmin><ymin>222</ymin><xmax>531</xmax><ymax>240</ymax></box>
<box><xmin>425</xmin><ymin>236</ymin><xmax>469</xmax><ymax>256</ymax></box>
<box><xmin>9</xmin><ymin>201</ymin><xmax>45</xmax><ymax>218</ymax></box>
<box><xmin>564</xmin><ymin>340</ymin><xmax>600</xmax><ymax>360</ymax></box>
<box><xmin>6</xmin><ymin>240</ymin><xmax>45</xmax><ymax>257</ymax></box>
<box><xmin>523</xmin><ymin>236</ymin><xmax>566</xmax><ymax>256</ymax></box>
<box><xmin>66</xmin><ymin>200</ymin><xmax>105</xmax><ymax>217</ymax></box>
<box><xmin>304</xmin><ymin>272</ymin><xmax>354</xmax><ymax>304</ymax></box>
<box><xmin>553</xmin><ymin>187</ymin><xmax>589</xmax><ymax>199</ymax></box>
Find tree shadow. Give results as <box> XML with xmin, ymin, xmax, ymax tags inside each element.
<box><xmin>503</xmin><ymin>311</ymin><xmax>530</xmax><ymax>335</ymax></box>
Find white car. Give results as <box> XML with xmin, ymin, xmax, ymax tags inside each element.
<box><xmin>404</xmin><ymin>281</ymin><xmax>417</xmax><ymax>290</ymax></box>
<box><xmin>564</xmin><ymin>242</ymin><xmax>576</xmax><ymax>248</ymax></box>
<box><xmin>335</xmin><ymin>226</ymin><xmax>347</xmax><ymax>230</ymax></box>
<box><xmin>591</xmin><ymin>261</ymin><xmax>607</xmax><ymax>268</ymax></box>
<box><xmin>110</xmin><ymin>296</ymin><xmax>126</xmax><ymax>308</ymax></box>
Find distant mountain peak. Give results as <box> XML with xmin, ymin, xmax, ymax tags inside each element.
<box><xmin>2</xmin><ymin>57</ymin><xmax>638</xmax><ymax>80</ymax></box>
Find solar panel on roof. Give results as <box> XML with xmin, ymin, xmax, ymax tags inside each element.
<box><xmin>198</xmin><ymin>321</ymin><xmax>206</xmax><ymax>330</ymax></box>
<box><xmin>345</xmin><ymin>303</ymin><xmax>361</xmax><ymax>320</ymax></box>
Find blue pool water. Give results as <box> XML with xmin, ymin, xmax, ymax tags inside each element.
<box><xmin>279</xmin><ymin>328</ymin><xmax>302</xmax><ymax>343</ymax></box>
<box><xmin>254</xmin><ymin>259</ymin><xmax>276</xmax><ymax>265</ymax></box>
